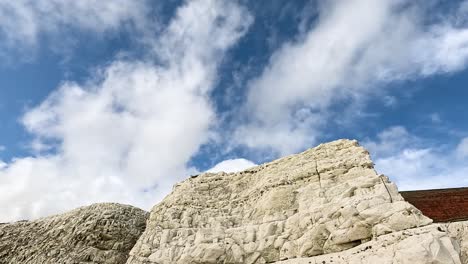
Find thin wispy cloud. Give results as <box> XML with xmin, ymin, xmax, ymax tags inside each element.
<box><xmin>0</xmin><ymin>0</ymin><xmax>149</xmax><ymax>62</ymax></box>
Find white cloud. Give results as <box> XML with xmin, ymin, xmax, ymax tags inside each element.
<box><xmin>233</xmin><ymin>114</ymin><xmax>322</xmax><ymax>156</ymax></box>
<box><xmin>383</xmin><ymin>95</ymin><xmax>398</xmax><ymax>107</ymax></box>
<box><xmin>207</xmin><ymin>158</ymin><xmax>257</xmax><ymax>173</ymax></box>
<box><xmin>456</xmin><ymin>137</ymin><xmax>468</xmax><ymax>159</ymax></box>
<box><xmin>429</xmin><ymin>113</ymin><xmax>442</xmax><ymax>123</ymax></box>
<box><xmin>363</xmin><ymin>126</ymin><xmax>420</xmax><ymax>159</ymax></box>
<box><xmin>0</xmin><ymin>0</ymin><xmax>149</xmax><ymax>61</ymax></box>
<box><xmin>234</xmin><ymin>0</ymin><xmax>468</xmax><ymax>155</ymax></box>
<box><xmin>363</xmin><ymin>127</ymin><xmax>468</xmax><ymax>191</ymax></box>
<box><xmin>0</xmin><ymin>0</ymin><xmax>252</xmax><ymax>222</ymax></box>
<box><xmin>0</xmin><ymin>0</ymin><xmax>148</xmax><ymax>41</ymax></box>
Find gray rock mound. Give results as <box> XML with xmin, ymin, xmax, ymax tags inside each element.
<box><xmin>0</xmin><ymin>203</ymin><xmax>148</xmax><ymax>264</ymax></box>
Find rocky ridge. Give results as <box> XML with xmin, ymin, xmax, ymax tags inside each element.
<box><xmin>0</xmin><ymin>139</ymin><xmax>467</xmax><ymax>264</ymax></box>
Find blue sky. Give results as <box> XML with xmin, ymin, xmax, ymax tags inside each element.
<box><xmin>1</xmin><ymin>0</ymin><xmax>468</xmax><ymax>221</ymax></box>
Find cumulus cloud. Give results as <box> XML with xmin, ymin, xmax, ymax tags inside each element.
<box><xmin>234</xmin><ymin>0</ymin><xmax>468</xmax><ymax>155</ymax></box>
<box><xmin>363</xmin><ymin>127</ymin><xmax>468</xmax><ymax>191</ymax></box>
<box><xmin>0</xmin><ymin>0</ymin><xmax>252</xmax><ymax>222</ymax></box>
<box><xmin>207</xmin><ymin>158</ymin><xmax>257</xmax><ymax>173</ymax></box>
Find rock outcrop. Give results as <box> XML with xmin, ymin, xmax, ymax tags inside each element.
<box><xmin>0</xmin><ymin>203</ymin><xmax>148</xmax><ymax>264</ymax></box>
<box><xmin>126</xmin><ymin>139</ymin><xmax>441</xmax><ymax>263</ymax></box>
<box><xmin>1</xmin><ymin>139</ymin><xmax>467</xmax><ymax>264</ymax></box>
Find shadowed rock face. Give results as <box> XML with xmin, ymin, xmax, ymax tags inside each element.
<box><xmin>126</xmin><ymin>139</ymin><xmax>435</xmax><ymax>264</ymax></box>
<box><xmin>0</xmin><ymin>203</ymin><xmax>148</xmax><ymax>264</ymax></box>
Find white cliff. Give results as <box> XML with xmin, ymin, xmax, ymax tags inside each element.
<box><xmin>127</xmin><ymin>139</ymin><xmax>460</xmax><ymax>264</ymax></box>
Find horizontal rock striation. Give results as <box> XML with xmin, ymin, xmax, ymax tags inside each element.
<box><xmin>127</xmin><ymin>139</ymin><xmax>434</xmax><ymax>263</ymax></box>
<box><xmin>0</xmin><ymin>203</ymin><xmax>148</xmax><ymax>264</ymax></box>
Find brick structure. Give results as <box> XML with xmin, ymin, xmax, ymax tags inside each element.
<box><xmin>400</xmin><ymin>187</ymin><xmax>468</xmax><ymax>223</ymax></box>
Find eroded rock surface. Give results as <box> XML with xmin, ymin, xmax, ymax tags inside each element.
<box><xmin>0</xmin><ymin>203</ymin><xmax>148</xmax><ymax>264</ymax></box>
<box><xmin>445</xmin><ymin>221</ymin><xmax>468</xmax><ymax>263</ymax></box>
<box><xmin>276</xmin><ymin>223</ymin><xmax>467</xmax><ymax>264</ymax></box>
<box><xmin>127</xmin><ymin>139</ymin><xmax>433</xmax><ymax>263</ymax></box>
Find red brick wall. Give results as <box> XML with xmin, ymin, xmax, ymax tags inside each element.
<box><xmin>400</xmin><ymin>188</ymin><xmax>468</xmax><ymax>223</ymax></box>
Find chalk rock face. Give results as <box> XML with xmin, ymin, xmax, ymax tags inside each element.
<box><xmin>276</xmin><ymin>223</ymin><xmax>466</xmax><ymax>264</ymax></box>
<box><xmin>445</xmin><ymin>221</ymin><xmax>468</xmax><ymax>263</ymax></box>
<box><xmin>127</xmin><ymin>139</ymin><xmax>433</xmax><ymax>263</ymax></box>
<box><xmin>0</xmin><ymin>203</ymin><xmax>148</xmax><ymax>264</ymax></box>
